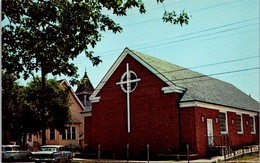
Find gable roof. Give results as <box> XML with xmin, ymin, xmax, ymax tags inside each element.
<box><xmin>131</xmin><ymin>49</ymin><xmax>259</xmax><ymax>112</ymax></box>
<box><xmin>59</xmin><ymin>79</ymin><xmax>85</xmax><ymax>111</ymax></box>
<box><xmin>90</xmin><ymin>48</ymin><xmax>259</xmax><ymax>112</ymax></box>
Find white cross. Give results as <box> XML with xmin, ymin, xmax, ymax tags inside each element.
<box><xmin>116</xmin><ymin>63</ymin><xmax>141</xmax><ymax>133</ymax></box>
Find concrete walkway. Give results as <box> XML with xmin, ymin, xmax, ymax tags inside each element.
<box><xmin>72</xmin><ymin>145</ymin><xmax>259</xmax><ymax>163</ymax></box>
<box><xmin>72</xmin><ymin>155</ymin><xmax>225</xmax><ymax>163</ymax></box>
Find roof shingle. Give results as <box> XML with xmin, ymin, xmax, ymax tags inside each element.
<box><xmin>131</xmin><ymin>49</ymin><xmax>259</xmax><ymax>112</ymax></box>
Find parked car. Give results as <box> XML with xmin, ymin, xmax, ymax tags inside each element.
<box><xmin>31</xmin><ymin>145</ymin><xmax>72</xmax><ymax>162</ymax></box>
<box><xmin>2</xmin><ymin>145</ymin><xmax>32</xmax><ymax>162</ymax></box>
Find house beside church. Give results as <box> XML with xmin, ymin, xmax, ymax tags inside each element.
<box><xmin>84</xmin><ymin>48</ymin><xmax>259</xmax><ymax>158</ymax></box>
<box><xmin>27</xmin><ymin>78</ymin><xmax>92</xmax><ymax>151</ymax></box>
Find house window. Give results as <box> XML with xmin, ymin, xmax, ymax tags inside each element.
<box><xmin>50</xmin><ymin>128</ymin><xmax>55</xmax><ymax>140</ymax></box>
<box><xmin>250</xmin><ymin>116</ymin><xmax>256</xmax><ymax>134</ymax></box>
<box><xmin>236</xmin><ymin>114</ymin><xmax>243</xmax><ymax>134</ymax></box>
<box><xmin>220</xmin><ymin>112</ymin><xmax>228</xmax><ymax>134</ymax></box>
<box><xmin>72</xmin><ymin>126</ymin><xmax>76</xmax><ymax>139</ymax></box>
<box><xmin>62</xmin><ymin>126</ymin><xmax>76</xmax><ymax>140</ymax></box>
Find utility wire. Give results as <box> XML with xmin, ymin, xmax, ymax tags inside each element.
<box><xmin>119</xmin><ymin>0</ymin><xmax>241</xmax><ymax>27</ymax></box>
<box><xmin>73</xmin><ymin>19</ymin><xmax>258</xmax><ymax>62</ymax></box>
<box><xmin>88</xmin><ymin>66</ymin><xmax>259</xmax><ymax>92</ymax></box>
<box><xmin>79</xmin><ymin>55</ymin><xmax>259</xmax><ymax>86</ymax></box>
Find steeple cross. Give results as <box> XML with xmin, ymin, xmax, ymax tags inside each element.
<box><xmin>116</xmin><ymin>63</ymin><xmax>141</xmax><ymax>133</ymax></box>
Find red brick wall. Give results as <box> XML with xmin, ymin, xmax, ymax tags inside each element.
<box><xmin>194</xmin><ymin>107</ymin><xmax>220</xmax><ymax>157</ymax></box>
<box><xmin>86</xmin><ymin>54</ymin><xmax>182</xmax><ymax>156</ymax></box>
<box><xmin>182</xmin><ymin>106</ymin><xmax>259</xmax><ymax>158</ymax></box>
<box><xmin>180</xmin><ymin>107</ymin><xmax>197</xmax><ymax>153</ymax></box>
<box><xmin>85</xmin><ymin>117</ymin><xmax>92</xmax><ymax>147</ymax></box>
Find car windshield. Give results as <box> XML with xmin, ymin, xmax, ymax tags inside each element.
<box><xmin>12</xmin><ymin>147</ymin><xmax>20</xmax><ymax>151</ymax></box>
<box><xmin>2</xmin><ymin>146</ymin><xmax>20</xmax><ymax>151</ymax></box>
<box><xmin>40</xmin><ymin>147</ymin><xmax>58</xmax><ymax>152</ymax></box>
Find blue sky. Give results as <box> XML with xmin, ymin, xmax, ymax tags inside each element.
<box><xmin>66</xmin><ymin>0</ymin><xmax>259</xmax><ymax>101</ymax></box>
<box><xmin>10</xmin><ymin>0</ymin><xmax>258</xmax><ymax>101</ymax></box>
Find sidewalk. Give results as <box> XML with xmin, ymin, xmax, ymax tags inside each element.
<box><xmin>72</xmin><ymin>155</ymin><xmax>225</xmax><ymax>163</ymax></box>
<box><xmin>72</xmin><ymin>145</ymin><xmax>259</xmax><ymax>163</ymax></box>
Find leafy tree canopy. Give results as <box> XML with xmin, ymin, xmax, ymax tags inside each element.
<box><xmin>23</xmin><ymin>77</ymin><xmax>71</xmax><ymax>133</ymax></box>
<box><xmin>2</xmin><ymin>73</ymin><xmax>71</xmax><ymax>144</ymax></box>
<box><xmin>2</xmin><ymin>0</ymin><xmax>189</xmax><ymax>84</ymax></box>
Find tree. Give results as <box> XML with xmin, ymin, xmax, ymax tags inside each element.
<box><xmin>2</xmin><ymin>72</ymin><xmax>23</xmax><ymax>145</ymax></box>
<box><xmin>2</xmin><ymin>73</ymin><xmax>71</xmax><ymax>147</ymax></box>
<box><xmin>2</xmin><ymin>0</ymin><xmax>190</xmax><ymax>144</ymax></box>
<box><xmin>22</xmin><ymin>77</ymin><xmax>71</xmax><ymax>141</ymax></box>
<box><xmin>2</xmin><ymin>0</ymin><xmax>190</xmax><ymax>81</ymax></box>
<box><xmin>2</xmin><ymin>72</ymin><xmax>38</xmax><ymax>147</ymax></box>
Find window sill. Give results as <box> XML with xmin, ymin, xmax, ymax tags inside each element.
<box><xmin>221</xmin><ymin>131</ymin><xmax>228</xmax><ymax>134</ymax></box>
<box><xmin>237</xmin><ymin>132</ymin><xmax>243</xmax><ymax>135</ymax></box>
<box><xmin>251</xmin><ymin>132</ymin><xmax>256</xmax><ymax>135</ymax></box>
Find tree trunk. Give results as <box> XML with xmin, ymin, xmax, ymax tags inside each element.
<box><xmin>41</xmin><ymin>63</ymin><xmax>46</xmax><ymax>145</ymax></box>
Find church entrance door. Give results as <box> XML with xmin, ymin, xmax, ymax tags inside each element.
<box><xmin>207</xmin><ymin>119</ymin><xmax>214</xmax><ymax>147</ymax></box>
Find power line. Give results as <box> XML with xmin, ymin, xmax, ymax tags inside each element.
<box><xmin>134</xmin><ymin>23</ymin><xmax>258</xmax><ymax>51</ymax></box>
<box><xmin>89</xmin><ymin>66</ymin><xmax>259</xmax><ymax>92</ymax></box>
<box><xmin>112</xmin><ymin>0</ymin><xmax>192</xmax><ymax>21</ymax></box>
<box><xmin>77</xmin><ymin>54</ymin><xmax>259</xmax><ymax>86</ymax></box>
<box><xmin>141</xmin><ymin>27</ymin><xmax>257</xmax><ymax>54</ymax></box>
<box><xmin>118</xmin><ymin>0</ymin><xmax>242</xmax><ymax>27</ymax></box>
<box><xmin>73</xmin><ymin>19</ymin><xmax>258</xmax><ymax>62</ymax></box>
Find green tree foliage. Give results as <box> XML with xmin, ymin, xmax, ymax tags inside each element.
<box><xmin>23</xmin><ymin>77</ymin><xmax>71</xmax><ymax>133</ymax></box>
<box><xmin>2</xmin><ymin>72</ymin><xmax>38</xmax><ymax>146</ymax></box>
<box><xmin>2</xmin><ymin>0</ymin><xmax>189</xmax><ymax>83</ymax></box>
<box><xmin>2</xmin><ymin>73</ymin><xmax>71</xmax><ymax>146</ymax></box>
<box><xmin>2</xmin><ymin>72</ymin><xmax>23</xmax><ymax>144</ymax></box>
<box><xmin>2</xmin><ymin>0</ymin><xmax>189</xmax><ymax>145</ymax></box>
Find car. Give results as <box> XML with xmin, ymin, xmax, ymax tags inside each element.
<box><xmin>2</xmin><ymin>145</ymin><xmax>32</xmax><ymax>162</ymax></box>
<box><xmin>31</xmin><ymin>145</ymin><xmax>72</xmax><ymax>162</ymax></box>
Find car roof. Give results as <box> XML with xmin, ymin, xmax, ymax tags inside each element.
<box><xmin>2</xmin><ymin>145</ymin><xmax>21</xmax><ymax>147</ymax></box>
<box><xmin>40</xmin><ymin>145</ymin><xmax>64</xmax><ymax>148</ymax></box>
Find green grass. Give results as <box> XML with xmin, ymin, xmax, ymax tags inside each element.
<box><xmin>229</xmin><ymin>153</ymin><xmax>259</xmax><ymax>161</ymax></box>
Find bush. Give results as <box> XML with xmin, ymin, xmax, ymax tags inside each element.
<box><xmin>65</xmin><ymin>144</ymin><xmax>83</xmax><ymax>152</ymax></box>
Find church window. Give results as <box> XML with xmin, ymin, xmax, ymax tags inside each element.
<box><xmin>236</xmin><ymin>114</ymin><xmax>243</xmax><ymax>134</ymax></box>
<box><xmin>220</xmin><ymin>112</ymin><xmax>228</xmax><ymax>134</ymax></box>
<box><xmin>250</xmin><ymin>116</ymin><xmax>255</xmax><ymax>134</ymax></box>
<box><xmin>49</xmin><ymin>128</ymin><xmax>55</xmax><ymax>140</ymax></box>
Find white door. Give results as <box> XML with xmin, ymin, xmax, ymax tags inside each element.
<box><xmin>207</xmin><ymin>119</ymin><xmax>214</xmax><ymax>146</ymax></box>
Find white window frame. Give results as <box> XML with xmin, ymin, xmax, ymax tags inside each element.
<box><xmin>220</xmin><ymin>112</ymin><xmax>228</xmax><ymax>134</ymax></box>
<box><xmin>236</xmin><ymin>114</ymin><xmax>243</xmax><ymax>134</ymax></box>
<box><xmin>62</xmin><ymin>126</ymin><xmax>76</xmax><ymax>140</ymax></box>
<box><xmin>250</xmin><ymin>116</ymin><xmax>256</xmax><ymax>134</ymax></box>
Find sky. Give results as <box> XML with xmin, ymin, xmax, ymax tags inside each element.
<box><xmin>64</xmin><ymin>0</ymin><xmax>259</xmax><ymax>101</ymax></box>
<box><xmin>13</xmin><ymin>0</ymin><xmax>260</xmax><ymax>101</ymax></box>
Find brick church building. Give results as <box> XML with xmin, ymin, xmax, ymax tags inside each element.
<box><xmin>84</xmin><ymin>48</ymin><xmax>259</xmax><ymax>158</ymax></box>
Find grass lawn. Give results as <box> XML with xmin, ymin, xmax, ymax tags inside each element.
<box><xmin>223</xmin><ymin>153</ymin><xmax>260</xmax><ymax>162</ymax></box>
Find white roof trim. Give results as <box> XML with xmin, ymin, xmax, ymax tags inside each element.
<box><xmin>180</xmin><ymin>101</ymin><xmax>258</xmax><ymax>116</ymax></box>
<box><xmin>161</xmin><ymin>86</ymin><xmax>186</xmax><ymax>94</ymax></box>
<box><xmin>89</xmin><ymin>48</ymin><xmax>184</xmax><ymax>102</ymax></box>
<box><xmin>59</xmin><ymin>79</ymin><xmax>85</xmax><ymax>111</ymax></box>
<box><xmin>90</xmin><ymin>96</ymin><xmax>101</xmax><ymax>103</ymax></box>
